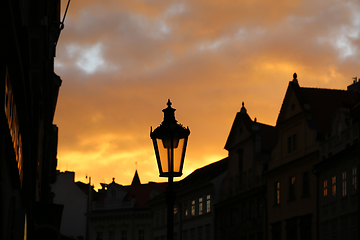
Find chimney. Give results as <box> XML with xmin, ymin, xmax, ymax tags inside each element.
<box><xmin>347</xmin><ymin>77</ymin><xmax>360</xmax><ymax>93</ymax></box>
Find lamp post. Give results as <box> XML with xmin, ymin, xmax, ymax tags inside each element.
<box><xmin>151</xmin><ymin>99</ymin><xmax>190</xmax><ymax>240</ymax></box>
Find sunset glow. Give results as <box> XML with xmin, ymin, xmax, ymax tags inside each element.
<box><xmin>54</xmin><ymin>0</ymin><xmax>360</xmax><ymax>189</ymax></box>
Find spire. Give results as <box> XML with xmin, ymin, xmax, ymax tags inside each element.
<box><xmin>240</xmin><ymin>102</ymin><xmax>247</xmax><ymax>113</ymax></box>
<box><xmin>292</xmin><ymin>72</ymin><xmax>299</xmax><ymax>85</ymax></box>
<box><xmin>131</xmin><ymin>170</ymin><xmax>141</xmax><ymax>185</ymax></box>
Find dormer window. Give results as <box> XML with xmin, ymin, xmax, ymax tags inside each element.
<box><xmin>287</xmin><ymin>134</ymin><xmax>297</xmax><ymax>153</ymax></box>
<box><xmin>111</xmin><ymin>189</ymin><xmax>116</xmax><ymax>199</ymax></box>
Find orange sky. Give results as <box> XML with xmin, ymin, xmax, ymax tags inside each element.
<box><xmin>54</xmin><ymin>0</ymin><xmax>360</xmax><ymax>189</ymax></box>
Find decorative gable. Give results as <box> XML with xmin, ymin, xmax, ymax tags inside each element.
<box><xmin>276</xmin><ymin>74</ymin><xmax>303</xmax><ymax>125</ymax></box>
<box><xmin>224</xmin><ymin>103</ymin><xmax>253</xmax><ymax>151</ymax></box>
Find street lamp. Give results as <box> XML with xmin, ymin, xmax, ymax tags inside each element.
<box><xmin>151</xmin><ymin>99</ymin><xmax>190</xmax><ymax>240</ymax></box>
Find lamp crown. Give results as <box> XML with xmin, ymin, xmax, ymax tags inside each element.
<box><xmin>162</xmin><ymin>99</ymin><xmax>177</xmax><ymax>124</ymax></box>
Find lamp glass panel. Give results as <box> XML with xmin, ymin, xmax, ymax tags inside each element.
<box><xmin>161</xmin><ymin>138</ymin><xmax>180</xmax><ymax>149</ymax></box>
<box><xmin>156</xmin><ymin>138</ymin><xmax>169</xmax><ymax>173</ymax></box>
<box><xmin>173</xmin><ymin>138</ymin><xmax>185</xmax><ymax>173</ymax></box>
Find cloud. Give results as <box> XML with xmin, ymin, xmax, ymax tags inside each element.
<box><xmin>55</xmin><ymin>0</ymin><xmax>360</xmax><ymax>188</ymax></box>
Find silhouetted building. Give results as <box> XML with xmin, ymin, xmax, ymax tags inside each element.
<box><xmin>87</xmin><ymin>171</ymin><xmax>167</xmax><ymax>240</ymax></box>
<box><xmin>315</xmin><ymin>80</ymin><xmax>360</xmax><ymax>240</ymax></box>
<box><xmin>52</xmin><ymin>171</ymin><xmax>92</xmax><ymax>239</ymax></box>
<box><xmin>215</xmin><ymin>103</ymin><xmax>277</xmax><ymax>240</ymax></box>
<box><xmin>149</xmin><ymin>158</ymin><xmax>228</xmax><ymax>240</ymax></box>
<box><xmin>1</xmin><ymin>1</ymin><xmax>64</xmax><ymax>239</ymax></box>
<box><xmin>266</xmin><ymin>74</ymin><xmax>359</xmax><ymax>240</ymax></box>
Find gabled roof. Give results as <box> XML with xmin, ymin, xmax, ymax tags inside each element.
<box><xmin>299</xmin><ymin>87</ymin><xmax>358</xmax><ymax>133</ymax></box>
<box><xmin>277</xmin><ymin>74</ymin><xmax>359</xmax><ymax>135</ymax></box>
<box><xmin>94</xmin><ymin>171</ymin><xmax>167</xmax><ymax>209</ymax></box>
<box><xmin>123</xmin><ymin>182</ymin><xmax>167</xmax><ymax>209</ymax></box>
<box><xmin>225</xmin><ymin>103</ymin><xmax>276</xmax><ymax>151</ymax></box>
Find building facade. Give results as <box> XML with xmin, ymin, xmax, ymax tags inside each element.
<box><xmin>316</xmin><ymin>99</ymin><xmax>359</xmax><ymax>240</ymax></box>
<box><xmin>52</xmin><ymin>171</ymin><xmax>90</xmax><ymax>239</ymax></box>
<box><xmin>215</xmin><ymin>103</ymin><xmax>277</xmax><ymax>240</ymax></box>
<box><xmin>1</xmin><ymin>1</ymin><xmax>65</xmax><ymax>239</ymax></box>
<box><xmin>87</xmin><ymin>171</ymin><xmax>167</xmax><ymax>240</ymax></box>
<box><xmin>266</xmin><ymin>74</ymin><xmax>359</xmax><ymax>240</ymax></box>
<box><xmin>149</xmin><ymin>158</ymin><xmax>228</xmax><ymax>240</ymax></box>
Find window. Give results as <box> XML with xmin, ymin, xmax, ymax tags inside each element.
<box><xmin>111</xmin><ymin>189</ymin><xmax>116</xmax><ymax>199</ymax></box>
<box><xmin>190</xmin><ymin>228</ymin><xmax>195</xmax><ymax>240</ymax></box>
<box><xmin>258</xmin><ymin>199</ymin><xmax>263</xmax><ymax>217</ymax></box>
<box><xmin>161</xmin><ymin>210</ymin><xmax>165</xmax><ymax>225</ymax></box>
<box><xmin>271</xmin><ymin>222</ymin><xmax>281</xmax><ymax>240</ymax></box>
<box><xmin>275</xmin><ymin>181</ymin><xmax>280</xmax><ymax>205</ymax></box>
<box><xmin>174</xmin><ymin>206</ymin><xmax>178</xmax><ymax>222</ymax></box>
<box><xmin>287</xmin><ymin>136</ymin><xmax>292</xmax><ymax>153</ymax></box>
<box><xmin>109</xmin><ymin>231</ymin><xmax>115</xmax><ymax>240</ymax></box>
<box><xmin>205</xmin><ymin>225</ymin><xmax>211</xmax><ymax>240</ymax></box>
<box><xmin>97</xmin><ymin>232</ymin><xmax>103</xmax><ymax>240</ymax></box>
<box><xmin>242</xmin><ymin>203</ymin><xmax>247</xmax><ymax>222</ymax></box>
<box><xmin>184</xmin><ymin>202</ymin><xmax>188</xmax><ymax>217</ymax></box>
<box><xmin>197</xmin><ymin>226</ymin><xmax>203</xmax><ymax>240</ymax></box>
<box><xmin>191</xmin><ymin>200</ymin><xmax>196</xmax><ymax>216</ymax></box>
<box><xmin>250</xmin><ymin>201</ymin><xmax>255</xmax><ymax>219</ymax></box>
<box><xmin>183</xmin><ymin>230</ymin><xmax>188</xmax><ymax>240</ymax></box>
<box><xmin>293</xmin><ymin>134</ymin><xmax>297</xmax><ymax>151</ymax></box>
<box><xmin>323</xmin><ymin>180</ymin><xmax>328</xmax><ymax>197</ymax></box>
<box><xmin>121</xmin><ymin>230</ymin><xmax>127</xmax><ymax>240</ymax></box>
<box><xmin>286</xmin><ymin>218</ymin><xmax>297</xmax><ymax>240</ymax></box>
<box><xmin>238</xmin><ymin>149</ymin><xmax>243</xmax><ymax>186</ymax></box>
<box><xmin>138</xmin><ymin>230</ymin><xmax>144</xmax><ymax>240</ymax></box>
<box><xmin>352</xmin><ymin>167</ymin><xmax>357</xmax><ymax>191</ymax></box>
<box><xmin>342</xmin><ymin>171</ymin><xmax>347</xmax><ymax>196</ymax></box>
<box><xmin>249</xmin><ymin>169</ymin><xmax>253</xmax><ymax>187</ymax></box>
<box><xmin>206</xmin><ymin>195</ymin><xmax>211</xmax><ymax>213</ymax></box>
<box><xmin>199</xmin><ymin>197</ymin><xmax>203</xmax><ymax>215</ymax></box>
<box><xmin>299</xmin><ymin>215</ymin><xmax>312</xmax><ymax>240</ymax></box>
<box><xmin>332</xmin><ymin>176</ymin><xmax>337</xmax><ymax>197</ymax></box>
<box><xmin>289</xmin><ymin>176</ymin><xmax>295</xmax><ymax>200</ymax></box>
<box><xmin>302</xmin><ymin>171</ymin><xmax>309</xmax><ymax>196</ymax></box>
<box><xmin>287</xmin><ymin>134</ymin><xmax>297</xmax><ymax>153</ymax></box>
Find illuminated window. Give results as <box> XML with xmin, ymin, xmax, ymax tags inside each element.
<box><xmin>191</xmin><ymin>200</ymin><xmax>196</xmax><ymax>216</ymax></box>
<box><xmin>289</xmin><ymin>176</ymin><xmax>295</xmax><ymax>200</ymax></box>
<box><xmin>342</xmin><ymin>171</ymin><xmax>347</xmax><ymax>196</ymax></box>
<box><xmin>332</xmin><ymin>176</ymin><xmax>336</xmax><ymax>197</ymax></box>
<box><xmin>184</xmin><ymin>203</ymin><xmax>188</xmax><ymax>217</ymax></box>
<box><xmin>174</xmin><ymin>206</ymin><xmax>178</xmax><ymax>222</ymax></box>
<box><xmin>199</xmin><ymin>197</ymin><xmax>203</xmax><ymax>215</ymax></box>
<box><xmin>323</xmin><ymin>180</ymin><xmax>328</xmax><ymax>197</ymax></box>
<box><xmin>275</xmin><ymin>182</ymin><xmax>280</xmax><ymax>204</ymax></box>
<box><xmin>206</xmin><ymin>195</ymin><xmax>211</xmax><ymax>213</ymax></box>
<box><xmin>352</xmin><ymin>167</ymin><xmax>357</xmax><ymax>191</ymax></box>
